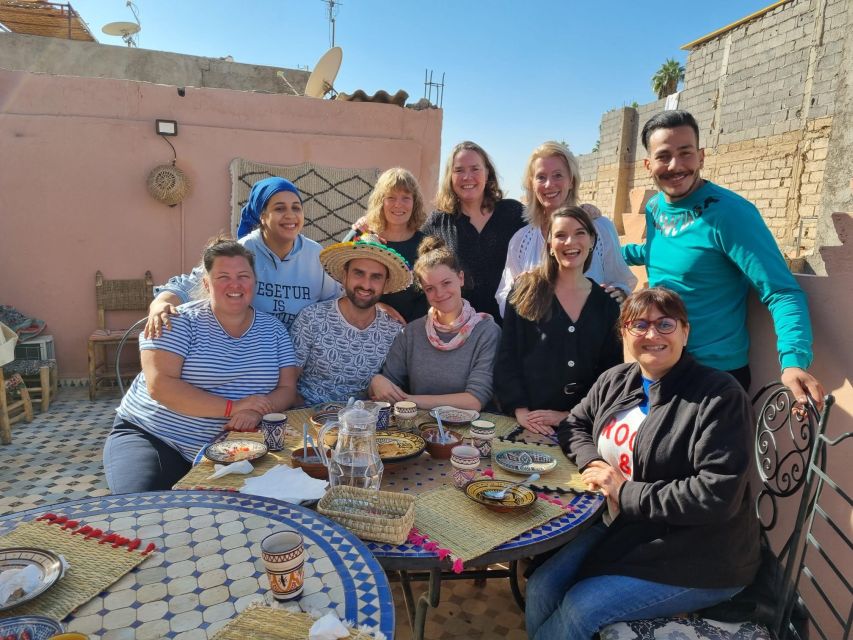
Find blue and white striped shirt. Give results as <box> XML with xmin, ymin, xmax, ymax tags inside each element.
<box><xmin>116</xmin><ymin>300</ymin><xmax>296</xmax><ymax>461</ymax></box>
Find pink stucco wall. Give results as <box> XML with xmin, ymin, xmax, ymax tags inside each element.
<box><xmin>0</xmin><ymin>68</ymin><xmax>442</xmax><ymax>378</ymax></box>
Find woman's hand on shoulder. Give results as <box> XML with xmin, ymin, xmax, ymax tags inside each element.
<box><xmin>515</xmin><ymin>408</ymin><xmax>556</xmax><ymax>436</ymax></box>
<box><xmin>369</xmin><ymin>374</ymin><xmax>408</xmax><ymax>403</ymax></box>
<box><xmin>226</xmin><ymin>410</ymin><xmax>262</xmax><ymax>432</ymax></box>
<box><xmin>144</xmin><ymin>295</ymin><xmax>182</xmax><ymax>339</ymax></box>
<box><xmin>376</xmin><ymin>302</ymin><xmax>406</xmax><ymax>325</ymax></box>
<box><xmin>234</xmin><ymin>394</ymin><xmax>274</xmax><ymax>417</ymax></box>
<box><xmin>600</xmin><ymin>283</ymin><xmax>627</xmax><ymax>304</ymax></box>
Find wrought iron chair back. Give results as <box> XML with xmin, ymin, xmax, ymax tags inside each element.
<box><xmin>752</xmin><ymin>382</ymin><xmax>844</xmax><ymax>639</ymax></box>
<box><xmin>114</xmin><ymin>317</ymin><xmax>147</xmax><ymax>396</ymax></box>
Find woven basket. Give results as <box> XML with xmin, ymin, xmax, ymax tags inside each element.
<box><xmin>317</xmin><ymin>486</ymin><xmax>415</xmax><ymax>545</ymax></box>
<box><xmin>147</xmin><ymin>163</ymin><xmax>190</xmax><ymax>206</ymax></box>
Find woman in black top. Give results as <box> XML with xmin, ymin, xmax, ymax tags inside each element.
<box><xmin>352</xmin><ymin>167</ymin><xmax>429</xmax><ymax>323</ymax></box>
<box><xmin>422</xmin><ymin>141</ymin><xmax>524</xmax><ymax>323</ymax></box>
<box><xmin>494</xmin><ymin>206</ymin><xmax>622</xmax><ymax>435</ymax></box>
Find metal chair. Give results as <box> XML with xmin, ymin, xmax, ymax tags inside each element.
<box><xmin>115</xmin><ymin>317</ymin><xmax>148</xmax><ymax>395</ymax></box>
<box><xmin>86</xmin><ymin>270</ymin><xmax>153</xmax><ymax>400</ymax></box>
<box><xmin>600</xmin><ymin>383</ymin><xmax>842</xmax><ymax>639</ymax></box>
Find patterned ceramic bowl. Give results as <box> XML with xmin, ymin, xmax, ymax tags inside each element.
<box><xmin>0</xmin><ymin>616</ymin><xmax>64</xmax><ymax>640</ymax></box>
<box><xmin>464</xmin><ymin>479</ymin><xmax>538</xmax><ymax>513</ymax></box>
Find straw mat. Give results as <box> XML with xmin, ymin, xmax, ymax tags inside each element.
<box><xmin>172</xmin><ymin>413</ymin><xmax>312</xmax><ymax>490</ymax></box>
<box><xmin>211</xmin><ymin>603</ymin><xmax>379</xmax><ymax>640</ymax></box>
<box><xmin>0</xmin><ymin>519</ymin><xmax>151</xmax><ymax>621</ymax></box>
<box><xmin>491</xmin><ymin>439</ymin><xmax>589</xmax><ymax>493</ymax></box>
<box><xmin>413</xmin><ymin>486</ymin><xmax>566</xmax><ymax>563</ymax></box>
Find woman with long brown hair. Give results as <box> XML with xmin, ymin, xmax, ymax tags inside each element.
<box><xmin>422</xmin><ymin>141</ymin><xmax>524</xmax><ymax>323</ymax></box>
<box><xmin>494</xmin><ymin>206</ymin><xmax>622</xmax><ymax>434</ymax></box>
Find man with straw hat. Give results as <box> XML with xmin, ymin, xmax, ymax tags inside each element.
<box><xmin>290</xmin><ymin>235</ymin><xmax>412</xmax><ymax>405</ymax></box>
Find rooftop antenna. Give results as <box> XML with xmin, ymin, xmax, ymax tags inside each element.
<box><xmin>321</xmin><ymin>0</ymin><xmax>341</xmax><ymax>48</ymax></box>
<box><xmin>101</xmin><ymin>0</ymin><xmax>141</xmax><ymax>47</ymax></box>
<box><xmin>423</xmin><ymin>69</ymin><xmax>445</xmax><ymax>108</ymax></box>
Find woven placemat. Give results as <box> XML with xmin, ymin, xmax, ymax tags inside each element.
<box><xmin>490</xmin><ymin>439</ymin><xmax>589</xmax><ymax>493</ymax></box>
<box><xmin>172</xmin><ymin>412</ymin><xmax>313</xmax><ymax>490</ymax></box>
<box><xmin>211</xmin><ymin>603</ymin><xmax>379</xmax><ymax>640</ymax></box>
<box><xmin>412</xmin><ymin>486</ymin><xmax>566</xmax><ymax>564</ymax></box>
<box><xmin>0</xmin><ymin>518</ymin><xmax>153</xmax><ymax>621</ymax></box>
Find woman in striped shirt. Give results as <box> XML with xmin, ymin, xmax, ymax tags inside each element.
<box><xmin>103</xmin><ymin>237</ymin><xmax>299</xmax><ymax>493</ymax></box>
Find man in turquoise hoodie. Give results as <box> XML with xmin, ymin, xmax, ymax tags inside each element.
<box><xmin>622</xmin><ymin>110</ymin><xmax>824</xmax><ymax>406</ymax></box>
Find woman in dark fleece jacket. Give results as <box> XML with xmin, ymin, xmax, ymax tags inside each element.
<box><xmin>526</xmin><ymin>287</ymin><xmax>760</xmax><ymax>640</ymax></box>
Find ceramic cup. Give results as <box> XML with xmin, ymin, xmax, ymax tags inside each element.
<box><xmin>373</xmin><ymin>401</ymin><xmax>392</xmax><ymax>430</ymax></box>
<box><xmin>394</xmin><ymin>401</ymin><xmax>418</xmax><ymax>432</ymax></box>
<box><xmin>450</xmin><ymin>444</ymin><xmax>481</xmax><ymax>489</ymax></box>
<box><xmin>261</xmin><ymin>530</ymin><xmax>305</xmax><ymax>600</ymax></box>
<box><xmin>260</xmin><ymin>413</ymin><xmax>287</xmax><ymax>451</ymax></box>
<box><xmin>469</xmin><ymin>419</ymin><xmax>496</xmax><ymax>458</ymax></box>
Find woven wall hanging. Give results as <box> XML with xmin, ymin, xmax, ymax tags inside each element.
<box><xmin>147</xmin><ymin>163</ymin><xmax>191</xmax><ymax>206</ymax></box>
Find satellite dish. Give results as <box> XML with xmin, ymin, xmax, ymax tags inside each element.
<box><xmin>102</xmin><ymin>21</ymin><xmax>140</xmax><ymax>46</ymax></box>
<box><xmin>304</xmin><ymin>47</ymin><xmax>343</xmax><ymax>98</ymax></box>
<box><xmin>102</xmin><ymin>21</ymin><xmax>140</xmax><ymax>36</ymax></box>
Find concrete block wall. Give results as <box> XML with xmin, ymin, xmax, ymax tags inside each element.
<box><xmin>576</xmin><ymin>0</ymin><xmax>848</xmax><ymax>264</ymax></box>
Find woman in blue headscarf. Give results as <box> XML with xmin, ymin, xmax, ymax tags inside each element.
<box><xmin>145</xmin><ymin>177</ymin><xmax>341</xmax><ymax>337</ymax></box>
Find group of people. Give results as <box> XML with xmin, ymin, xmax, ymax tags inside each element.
<box><xmin>102</xmin><ymin>109</ymin><xmax>825</xmax><ymax>639</ymax></box>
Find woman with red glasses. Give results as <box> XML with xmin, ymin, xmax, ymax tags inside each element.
<box><xmin>525</xmin><ymin>287</ymin><xmax>760</xmax><ymax>640</ymax></box>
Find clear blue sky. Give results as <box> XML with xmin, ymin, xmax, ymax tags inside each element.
<box><xmin>73</xmin><ymin>0</ymin><xmax>771</xmax><ymax>199</ymax></box>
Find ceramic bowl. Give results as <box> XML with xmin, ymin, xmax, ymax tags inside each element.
<box><xmin>0</xmin><ymin>616</ymin><xmax>64</xmax><ymax>640</ymax></box>
<box><xmin>464</xmin><ymin>479</ymin><xmax>538</xmax><ymax>513</ymax></box>
<box><xmin>203</xmin><ymin>439</ymin><xmax>267</xmax><ymax>464</ymax></box>
<box><xmin>290</xmin><ymin>446</ymin><xmax>330</xmax><ymax>480</ymax></box>
<box><xmin>309</xmin><ymin>411</ymin><xmax>340</xmax><ymax>447</ymax></box>
<box><xmin>0</xmin><ymin>548</ymin><xmax>64</xmax><ymax>612</ymax></box>
<box><xmin>429</xmin><ymin>406</ymin><xmax>480</xmax><ymax>426</ymax></box>
<box><xmin>419</xmin><ymin>426</ymin><xmax>462</xmax><ymax>459</ymax></box>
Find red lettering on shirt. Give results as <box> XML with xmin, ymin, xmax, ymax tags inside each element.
<box><xmin>601</xmin><ymin>416</ymin><xmax>617</xmax><ymax>439</ymax></box>
<box><xmin>629</xmin><ymin>431</ymin><xmax>637</xmax><ymax>451</ymax></box>
<box><xmin>619</xmin><ymin>453</ymin><xmax>632</xmax><ymax>476</ymax></box>
<box><xmin>614</xmin><ymin>423</ymin><xmax>629</xmax><ymax>446</ymax></box>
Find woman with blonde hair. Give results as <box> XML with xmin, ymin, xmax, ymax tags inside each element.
<box><xmin>350</xmin><ymin>167</ymin><xmax>429</xmax><ymax>321</ymax></box>
<box><xmin>494</xmin><ymin>206</ymin><xmax>622</xmax><ymax>434</ymax></box>
<box><xmin>495</xmin><ymin>141</ymin><xmax>636</xmax><ymax>316</ymax></box>
<box><xmin>422</xmin><ymin>141</ymin><xmax>524</xmax><ymax>323</ymax></box>
<box><xmin>369</xmin><ymin>236</ymin><xmax>501</xmax><ymax>410</ymax></box>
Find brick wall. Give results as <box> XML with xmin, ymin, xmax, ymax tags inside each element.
<box><xmin>577</xmin><ymin>0</ymin><xmax>848</xmax><ymax>263</ymax></box>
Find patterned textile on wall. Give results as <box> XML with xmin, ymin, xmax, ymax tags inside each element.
<box><xmin>230</xmin><ymin>159</ymin><xmax>379</xmax><ymax>246</ymax></box>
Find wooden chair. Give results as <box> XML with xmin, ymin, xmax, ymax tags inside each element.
<box><xmin>600</xmin><ymin>384</ymin><xmax>843</xmax><ymax>640</ymax></box>
<box><xmin>2</xmin><ymin>358</ymin><xmax>57</xmax><ymax>412</ymax></box>
<box><xmin>87</xmin><ymin>270</ymin><xmax>153</xmax><ymax>400</ymax></box>
<box><xmin>0</xmin><ymin>370</ymin><xmax>34</xmax><ymax>444</ymax></box>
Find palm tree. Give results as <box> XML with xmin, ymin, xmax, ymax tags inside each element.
<box><xmin>651</xmin><ymin>59</ymin><xmax>685</xmax><ymax>99</ymax></box>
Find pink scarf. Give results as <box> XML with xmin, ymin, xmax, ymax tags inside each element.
<box><xmin>425</xmin><ymin>300</ymin><xmax>489</xmax><ymax>351</ymax></box>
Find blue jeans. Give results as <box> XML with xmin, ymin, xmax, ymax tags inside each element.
<box><xmin>526</xmin><ymin>521</ymin><xmax>743</xmax><ymax>640</ymax></box>
<box><xmin>103</xmin><ymin>418</ymin><xmax>191</xmax><ymax>493</ymax></box>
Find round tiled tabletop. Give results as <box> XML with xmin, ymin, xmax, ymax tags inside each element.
<box><xmin>370</xmin><ymin>443</ymin><xmax>605</xmax><ymax>569</ymax></box>
<box><xmin>0</xmin><ymin>491</ymin><xmax>394</xmax><ymax>640</ymax></box>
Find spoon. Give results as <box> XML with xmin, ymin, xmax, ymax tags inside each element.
<box><xmin>482</xmin><ymin>473</ymin><xmax>540</xmax><ymax>500</ymax></box>
<box><xmin>302</xmin><ymin>423</ymin><xmax>308</xmax><ymax>459</ymax></box>
<box><xmin>435</xmin><ymin>412</ymin><xmax>448</xmax><ymax>444</ymax></box>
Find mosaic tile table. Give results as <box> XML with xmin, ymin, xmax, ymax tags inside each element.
<box><xmin>0</xmin><ymin>491</ymin><xmax>394</xmax><ymax>640</ymax></box>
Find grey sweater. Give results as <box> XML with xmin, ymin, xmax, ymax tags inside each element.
<box><xmin>381</xmin><ymin>316</ymin><xmax>501</xmax><ymax>408</ymax></box>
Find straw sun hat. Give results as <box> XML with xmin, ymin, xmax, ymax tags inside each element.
<box><xmin>319</xmin><ymin>234</ymin><xmax>413</xmax><ymax>294</ymax></box>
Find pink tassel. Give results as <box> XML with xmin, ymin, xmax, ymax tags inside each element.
<box><xmin>37</xmin><ymin>513</ymin><xmax>57</xmax><ymax>522</ymax></box>
<box><xmin>437</xmin><ymin>548</ymin><xmax>451</xmax><ymax>560</ymax></box>
<box><xmin>85</xmin><ymin>528</ymin><xmax>103</xmax><ymax>540</ymax></box>
<box><xmin>423</xmin><ymin>541</ymin><xmax>438</xmax><ymax>551</ymax></box>
<box><xmin>73</xmin><ymin>525</ymin><xmax>92</xmax><ymax>536</ymax></box>
<box><xmin>482</xmin><ymin>468</ymin><xmax>494</xmax><ymax>478</ymax></box>
<box><xmin>54</xmin><ymin>515</ymin><xmax>68</xmax><ymax>525</ymax></box>
<box><xmin>143</xmin><ymin>542</ymin><xmax>156</xmax><ymax>555</ymax></box>
<box><xmin>61</xmin><ymin>520</ymin><xmax>79</xmax><ymax>530</ymax></box>
<box><xmin>451</xmin><ymin>558</ymin><xmax>464</xmax><ymax>574</ymax></box>
<box><xmin>127</xmin><ymin>538</ymin><xmax>141</xmax><ymax>552</ymax></box>
<box><xmin>112</xmin><ymin>535</ymin><xmax>130</xmax><ymax>548</ymax></box>
<box><xmin>99</xmin><ymin>533</ymin><xmax>117</xmax><ymax>545</ymax></box>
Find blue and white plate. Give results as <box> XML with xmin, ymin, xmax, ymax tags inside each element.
<box><xmin>494</xmin><ymin>449</ymin><xmax>557</xmax><ymax>475</ymax></box>
<box><xmin>0</xmin><ymin>615</ymin><xmax>63</xmax><ymax>639</ymax></box>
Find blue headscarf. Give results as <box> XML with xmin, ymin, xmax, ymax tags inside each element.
<box><xmin>237</xmin><ymin>177</ymin><xmax>303</xmax><ymax>239</ymax></box>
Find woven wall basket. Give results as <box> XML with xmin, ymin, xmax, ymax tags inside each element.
<box><xmin>147</xmin><ymin>163</ymin><xmax>190</xmax><ymax>206</ymax></box>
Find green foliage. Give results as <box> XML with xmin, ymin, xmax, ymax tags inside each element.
<box><xmin>651</xmin><ymin>58</ymin><xmax>685</xmax><ymax>99</ymax></box>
